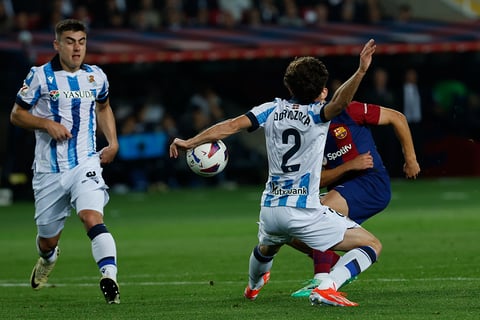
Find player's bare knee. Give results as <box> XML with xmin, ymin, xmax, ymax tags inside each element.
<box><xmin>78</xmin><ymin>210</ymin><xmax>104</xmax><ymax>230</ymax></box>
<box><xmin>259</xmin><ymin>244</ymin><xmax>281</xmax><ymax>256</ymax></box>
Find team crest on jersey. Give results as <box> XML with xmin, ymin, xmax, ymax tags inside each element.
<box><xmin>88</xmin><ymin>75</ymin><xmax>95</xmax><ymax>84</ymax></box>
<box><xmin>49</xmin><ymin>90</ymin><xmax>60</xmax><ymax>101</ymax></box>
<box><xmin>333</xmin><ymin>126</ymin><xmax>347</xmax><ymax>139</ymax></box>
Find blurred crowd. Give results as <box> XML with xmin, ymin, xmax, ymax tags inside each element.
<box><xmin>2</xmin><ymin>0</ymin><xmax>480</xmax><ymax>196</ymax></box>
<box><xmin>0</xmin><ymin>0</ymin><xmax>415</xmax><ymax>35</ymax></box>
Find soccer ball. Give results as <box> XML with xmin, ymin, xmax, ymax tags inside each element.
<box><xmin>186</xmin><ymin>140</ymin><xmax>229</xmax><ymax>177</ymax></box>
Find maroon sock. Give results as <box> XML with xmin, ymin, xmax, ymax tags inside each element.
<box><xmin>312</xmin><ymin>250</ymin><xmax>341</xmax><ymax>274</ymax></box>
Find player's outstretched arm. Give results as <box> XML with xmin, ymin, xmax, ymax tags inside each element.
<box><xmin>169</xmin><ymin>114</ymin><xmax>252</xmax><ymax>158</ymax></box>
<box><xmin>324</xmin><ymin>39</ymin><xmax>376</xmax><ymax>121</ymax></box>
<box><xmin>377</xmin><ymin>107</ymin><xmax>420</xmax><ymax>179</ymax></box>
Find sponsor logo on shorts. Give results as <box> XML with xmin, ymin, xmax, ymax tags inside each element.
<box><xmin>82</xmin><ymin>170</ymin><xmax>99</xmax><ymax>184</ymax></box>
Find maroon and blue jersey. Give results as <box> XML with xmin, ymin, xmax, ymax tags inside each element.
<box><xmin>323</xmin><ymin>101</ymin><xmax>391</xmax><ymax>223</ymax></box>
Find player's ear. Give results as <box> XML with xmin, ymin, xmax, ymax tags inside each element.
<box><xmin>53</xmin><ymin>39</ymin><xmax>59</xmax><ymax>51</ymax></box>
<box><xmin>320</xmin><ymin>87</ymin><xmax>328</xmax><ymax>100</ymax></box>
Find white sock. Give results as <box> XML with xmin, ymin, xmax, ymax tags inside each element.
<box><xmin>91</xmin><ymin>232</ymin><xmax>117</xmax><ymax>280</ymax></box>
<box><xmin>101</xmin><ymin>264</ymin><xmax>118</xmax><ymax>282</ymax></box>
<box><xmin>313</xmin><ymin>272</ymin><xmax>329</xmax><ymax>281</ymax></box>
<box><xmin>318</xmin><ymin>247</ymin><xmax>376</xmax><ymax>290</ymax></box>
<box><xmin>91</xmin><ymin>233</ymin><xmax>117</xmax><ymax>263</ymax></box>
<box><xmin>248</xmin><ymin>248</ymin><xmax>273</xmax><ymax>289</ymax></box>
<box><xmin>44</xmin><ymin>246</ymin><xmax>59</xmax><ymax>264</ymax></box>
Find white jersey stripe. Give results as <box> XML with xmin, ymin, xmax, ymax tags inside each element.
<box><xmin>67</xmin><ymin>75</ymin><xmax>81</xmax><ymax>169</ymax></box>
<box><xmin>88</xmin><ymin>102</ymin><xmax>96</xmax><ymax>156</ymax></box>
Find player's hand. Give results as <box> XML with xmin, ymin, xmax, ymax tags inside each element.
<box><xmin>45</xmin><ymin>120</ymin><xmax>72</xmax><ymax>141</ymax></box>
<box><xmin>403</xmin><ymin>160</ymin><xmax>420</xmax><ymax>179</ymax></box>
<box><xmin>348</xmin><ymin>151</ymin><xmax>374</xmax><ymax>171</ymax></box>
<box><xmin>99</xmin><ymin>143</ymin><xmax>118</xmax><ymax>165</ymax></box>
<box><xmin>358</xmin><ymin>39</ymin><xmax>376</xmax><ymax>74</ymax></box>
<box><xmin>169</xmin><ymin>138</ymin><xmax>188</xmax><ymax>158</ymax></box>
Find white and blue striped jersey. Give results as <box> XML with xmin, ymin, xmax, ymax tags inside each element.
<box><xmin>15</xmin><ymin>55</ymin><xmax>109</xmax><ymax>173</ymax></box>
<box><xmin>246</xmin><ymin>98</ymin><xmax>329</xmax><ymax>208</ymax></box>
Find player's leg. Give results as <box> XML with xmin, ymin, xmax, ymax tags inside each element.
<box><xmin>76</xmin><ymin>195</ymin><xmax>120</xmax><ymax>304</ymax></box>
<box><xmin>72</xmin><ymin>157</ymin><xmax>120</xmax><ymax>304</ymax></box>
<box><xmin>321</xmin><ymin>226</ymin><xmax>381</xmax><ymax>291</ymax></box>
<box><xmin>307</xmin><ymin>190</ymin><xmax>347</xmax><ymax>280</ymax></box>
<box><xmin>312</xmin><ymin>176</ymin><xmax>388</xmax><ymax>276</ymax></box>
<box><xmin>31</xmin><ymin>222</ymin><xmax>64</xmax><ymax>290</ymax></box>
<box><xmin>321</xmin><ymin>190</ymin><xmax>349</xmax><ymax>215</ymax></box>
<box><xmin>289</xmin><ymin>193</ymin><xmax>346</xmax><ymax>297</ymax></box>
<box><xmin>244</xmin><ymin>244</ymin><xmax>280</xmax><ymax>300</ymax></box>
<box><xmin>30</xmin><ymin>172</ymin><xmax>69</xmax><ymax>290</ymax></box>
<box><xmin>245</xmin><ymin>206</ymin><xmax>286</xmax><ymax>300</ymax></box>
<box><xmin>298</xmin><ymin>207</ymin><xmax>379</xmax><ymax>306</ymax></box>
<box><xmin>312</xmin><ymin>189</ymin><xmax>347</xmax><ymax>272</ymax></box>
<box><xmin>309</xmin><ymin>225</ymin><xmax>381</xmax><ymax>307</ymax></box>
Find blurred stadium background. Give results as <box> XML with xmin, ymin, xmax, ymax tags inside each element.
<box><xmin>1</xmin><ymin>0</ymin><xmax>480</xmax><ymax>202</ymax></box>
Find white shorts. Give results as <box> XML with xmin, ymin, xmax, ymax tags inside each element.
<box><xmin>32</xmin><ymin>156</ymin><xmax>109</xmax><ymax>237</ymax></box>
<box><xmin>257</xmin><ymin>205</ymin><xmax>359</xmax><ymax>252</ymax></box>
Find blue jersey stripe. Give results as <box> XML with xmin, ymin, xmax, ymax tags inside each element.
<box><xmin>256</xmin><ymin>105</ymin><xmax>275</xmax><ymax>126</ymax></box>
<box><xmin>31</xmin><ymin>87</ymin><xmax>42</xmax><ymax>107</ymax></box>
<box><xmin>43</xmin><ymin>63</ymin><xmax>60</xmax><ymax>173</ymax></box>
<box><xmin>278</xmin><ymin>179</ymin><xmax>293</xmax><ymax>206</ymax></box>
<box><xmin>308</xmin><ymin>110</ymin><xmax>322</xmax><ymax>124</ymax></box>
<box><xmin>67</xmin><ymin>76</ymin><xmax>80</xmax><ymax>169</ymax></box>
<box><xmin>296</xmin><ymin>173</ymin><xmax>310</xmax><ymax>208</ymax></box>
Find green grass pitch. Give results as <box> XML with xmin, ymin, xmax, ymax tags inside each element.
<box><xmin>1</xmin><ymin>178</ymin><xmax>479</xmax><ymax>319</ymax></box>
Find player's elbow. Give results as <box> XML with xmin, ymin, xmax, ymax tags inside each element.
<box><xmin>394</xmin><ymin>110</ymin><xmax>407</xmax><ymax>123</ymax></box>
<box><xmin>384</xmin><ymin>108</ymin><xmax>407</xmax><ymax>126</ymax></box>
<box><xmin>10</xmin><ymin>107</ymin><xmax>22</xmax><ymax>127</ymax></box>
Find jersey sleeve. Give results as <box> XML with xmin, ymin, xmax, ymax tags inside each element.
<box><xmin>15</xmin><ymin>67</ymin><xmax>42</xmax><ymax>110</ymax></box>
<box><xmin>345</xmin><ymin>101</ymin><xmax>381</xmax><ymax>125</ymax></box>
<box><xmin>245</xmin><ymin>111</ymin><xmax>259</xmax><ymax>132</ymax></box>
<box><xmin>246</xmin><ymin>101</ymin><xmax>276</xmax><ymax>132</ymax></box>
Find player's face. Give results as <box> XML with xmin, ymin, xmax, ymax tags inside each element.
<box><xmin>54</xmin><ymin>30</ymin><xmax>87</xmax><ymax>72</ymax></box>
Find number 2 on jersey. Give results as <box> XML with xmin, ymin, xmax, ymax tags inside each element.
<box><xmin>281</xmin><ymin>128</ymin><xmax>301</xmax><ymax>173</ymax></box>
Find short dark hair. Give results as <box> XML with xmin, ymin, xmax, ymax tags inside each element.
<box><xmin>283</xmin><ymin>56</ymin><xmax>329</xmax><ymax>104</ymax></box>
<box><xmin>55</xmin><ymin>19</ymin><xmax>87</xmax><ymax>39</ymax></box>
